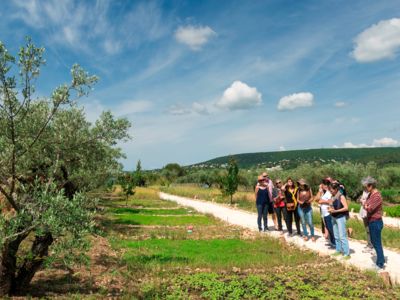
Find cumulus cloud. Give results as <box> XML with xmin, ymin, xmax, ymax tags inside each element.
<box><xmin>336</xmin><ymin>137</ymin><xmax>399</xmax><ymax>148</ymax></box>
<box><xmin>335</xmin><ymin>101</ymin><xmax>347</xmax><ymax>108</ymax></box>
<box><xmin>372</xmin><ymin>137</ymin><xmax>399</xmax><ymax>147</ymax></box>
<box><xmin>277</xmin><ymin>92</ymin><xmax>314</xmax><ymax>111</ymax></box>
<box><xmin>352</xmin><ymin>18</ymin><xmax>400</xmax><ymax>62</ymax></box>
<box><xmin>174</xmin><ymin>25</ymin><xmax>216</xmax><ymax>50</ymax></box>
<box><xmin>216</xmin><ymin>81</ymin><xmax>262</xmax><ymax>110</ymax></box>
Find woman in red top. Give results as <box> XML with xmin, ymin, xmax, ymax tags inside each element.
<box><xmin>361</xmin><ymin>176</ymin><xmax>385</xmax><ymax>271</ymax></box>
<box><xmin>272</xmin><ymin>179</ymin><xmax>286</xmax><ymax>232</ymax></box>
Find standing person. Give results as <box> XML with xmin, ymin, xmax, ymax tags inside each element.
<box><xmin>255</xmin><ymin>175</ymin><xmax>270</xmax><ymax>232</ymax></box>
<box><xmin>329</xmin><ymin>182</ymin><xmax>350</xmax><ymax>259</ymax></box>
<box><xmin>318</xmin><ymin>178</ymin><xmax>335</xmax><ymax>248</ymax></box>
<box><xmin>283</xmin><ymin>178</ymin><xmax>301</xmax><ymax>236</ymax></box>
<box><xmin>296</xmin><ymin>179</ymin><xmax>315</xmax><ymax>242</ymax></box>
<box><xmin>359</xmin><ymin>188</ymin><xmax>373</xmax><ymax>252</ymax></box>
<box><xmin>262</xmin><ymin>172</ymin><xmax>278</xmax><ymax>230</ymax></box>
<box><xmin>361</xmin><ymin>177</ymin><xmax>385</xmax><ymax>271</ymax></box>
<box><xmin>272</xmin><ymin>179</ymin><xmax>287</xmax><ymax>233</ymax></box>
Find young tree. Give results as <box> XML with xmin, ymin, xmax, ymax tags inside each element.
<box><xmin>119</xmin><ymin>172</ymin><xmax>136</xmax><ymax>206</ymax></box>
<box><xmin>221</xmin><ymin>157</ymin><xmax>239</xmax><ymax>205</ymax></box>
<box><xmin>0</xmin><ymin>38</ymin><xmax>130</xmax><ymax>295</ymax></box>
<box><xmin>134</xmin><ymin>160</ymin><xmax>146</xmax><ymax>187</ymax></box>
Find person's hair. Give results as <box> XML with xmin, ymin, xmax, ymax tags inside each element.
<box><xmin>298</xmin><ymin>184</ymin><xmax>310</xmax><ymax>191</ymax></box>
<box><xmin>275</xmin><ymin>178</ymin><xmax>282</xmax><ymax>184</ymax></box>
<box><xmin>330</xmin><ymin>182</ymin><xmax>340</xmax><ymax>190</ymax></box>
<box><xmin>286</xmin><ymin>177</ymin><xmax>295</xmax><ymax>190</ymax></box>
<box><xmin>321</xmin><ymin>178</ymin><xmax>331</xmax><ymax>186</ymax></box>
<box><xmin>361</xmin><ymin>176</ymin><xmax>377</xmax><ymax>188</ymax></box>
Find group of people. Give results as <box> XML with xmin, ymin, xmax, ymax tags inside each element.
<box><xmin>254</xmin><ymin>172</ymin><xmax>385</xmax><ymax>271</ymax></box>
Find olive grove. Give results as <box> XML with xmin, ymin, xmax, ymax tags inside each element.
<box><xmin>0</xmin><ymin>38</ymin><xmax>130</xmax><ymax>295</ymax></box>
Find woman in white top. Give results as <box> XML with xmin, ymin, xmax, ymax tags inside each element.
<box><xmin>318</xmin><ymin>178</ymin><xmax>335</xmax><ymax>248</ymax></box>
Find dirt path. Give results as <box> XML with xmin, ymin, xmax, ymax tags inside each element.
<box><xmin>160</xmin><ymin>192</ymin><xmax>400</xmax><ymax>285</ymax></box>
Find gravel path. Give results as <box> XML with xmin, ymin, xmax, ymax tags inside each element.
<box><xmin>160</xmin><ymin>192</ymin><xmax>400</xmax><ymax>285</ymax></box>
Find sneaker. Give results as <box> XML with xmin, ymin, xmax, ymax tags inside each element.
<box><xmin>372</xmin><ymin>265</ymin><xmax>385</xmax><ymax>272</ymax></box>
<box><xmin>331</xmin><ymin>252</ymin><xmax>342</xmax><ymax>257</ymax></box>
<box><xmin>342</xmin><ymin>255</ymin><xmax>351</xmax><ymax>260</ymax></box>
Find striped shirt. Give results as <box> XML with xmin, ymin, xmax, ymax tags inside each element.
<box><xmin>365</xmin><ymin>191</ymin><xmax>383</xmax><ymax>222</ymax></box>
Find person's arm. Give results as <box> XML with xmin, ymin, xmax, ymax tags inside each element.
<box><xmin>365</xmin><ymin>193</ymin><xmax>382</xmax><ymax>213</ymax></box>
<box><xmin>308</xmin><ymin>188</ymin><xmax>314</xmax><ymax>203</ymax></box>
<box><xmin>297</xmin><ymin>190</ymin><xmax>303</xmax><ymax>204</ymax></box>
<box><xmin>318</xmin><ymin>191</ymin><xmax>331</xmax><ymax>205</ymax></box>
<box><xmin>255</xmin><ymin>186</ymin><xmax>259</xmax><ymax>201</ymax></box>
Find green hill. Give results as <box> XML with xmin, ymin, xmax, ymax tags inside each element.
<box><xmin>192</xmin><ymin>147</ymin><xmax>400</xmax><ymax>169</ymax></box>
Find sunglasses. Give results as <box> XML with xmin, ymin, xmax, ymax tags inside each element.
<box><xmin>275</xmin><ymin>181</ymin><xmax>282</xmax><ymax>184</ymax></box>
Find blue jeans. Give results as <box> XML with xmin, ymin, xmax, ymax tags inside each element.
<box><xmin>256</xmin><ymin>203</ymin><xmax>268</xmax><ymax>230</ymax></box>
<box><xmin>332</xmin><ymin>216</ymin><xmax>350</xmax><ymax>256</ymax></box>
<box><xmin>297</xmin><ymin>206</ymin><xmax>314</xmax><ymax>237</ymax></box>
<box><xmin>369</xmin><ymin>219</ymin><xmax>385</xmax><ymax>268</ymax></box>
<box><xmin>324</xmin><ymin>215</ymin><xmax>336</xmax><ymax>246</ymax></box>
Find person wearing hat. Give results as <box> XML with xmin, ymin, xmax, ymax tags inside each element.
<box><xmin>272</xmin><ymin>179</ymin><xmax>288</xmax><ymax>233</ymax></box>
<box><xmin>296</xmin><ymin>178</ymin><xmax>315</xmax><ymax>242</ymax></box>
<box><xmin>255</xmin><ymin>175</ymin><xmax>271</xmax><ymax>232</ymax></box>
<box><xmin>361</xmin><ymin>176</ymin><xmax>385</xmax><ymax>271</ymax></box>
<box><xmin>262</xmin><ymin>172</ymin><xmax>278</xmax><ymax>230</ymax></box>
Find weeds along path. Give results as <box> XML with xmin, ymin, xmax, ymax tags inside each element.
<box><xmin>160</xmin><ymin>192</ymin><xmax>400</xmax><ymax>285</ymax></box>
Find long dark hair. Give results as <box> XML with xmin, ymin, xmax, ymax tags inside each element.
<box><xmin>286</xmin><ymin>177</ymin><xmax>296</xmax><ymax>191</ymax></box>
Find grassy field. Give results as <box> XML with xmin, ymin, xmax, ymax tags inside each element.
<box><xmin>161</xmin><ymin>185</ymin><xmax>400</xmax><ymax>249</ymax></box>
<box><xmin>24</xmin><ymin>187</ymin><xmax>400</xmax><ymax>298</ymax></box>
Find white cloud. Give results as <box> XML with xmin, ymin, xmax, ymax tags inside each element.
<box><xmin>352</xmin><ymin>18</ymin><xmax>400</xmax><ymax>62</ymax></box>
<box><xmin>83</xmin><ymin>99</ymin><xmax>153</xmax><ymax>122</ymax></box>
<box><xmin>336</xmin><ymin>137</ymin><xmax>399</xmax><ymax>148</ymax></box>
<box><xmin>277</xmin><ymin>92</ymin><xmax>314</xmax><ymax>111</ymax></box>
<box><xmin>174</xmin><ymin>25</ymin><xmax>216</xmax><ymax>50</ymax></box>
<box><xmin>192</xmin><ymin>102</ymin><xmax>209</xmax><ymax>115</ymax></box>
<box><xmin>113</xmin><ymin>100</ymin><xmax>153</xmax><ymax>116</ymax></box>
<box><xmin>167</xmin><ymin>104</ymin><xmax>191</xmax><ymax>115</ymax></box>
<box><xmin>335</xmin><ymin>101</ymin><xmax>347</xmax><ymax>108</ymax></box>
<box><xmin>372</xmin><ymin>137</ymin><xmax>399</xmax><ymax>147</ymax></box>
<box><xmin>11</xmin><ymin>0</ymin><xmax>169</xmax><ymax>55</ymax></box>
<box><xmin>342</xmin><ymin>142</ymin><xmax>370</xmax><ymax>149</ymax></box>
<box><xmin>334</xmin><ymin>117</ymin><xmax>360</xmax><ymax>124</ymax></box>
<box><xmin>216</xmin><ymin>81</ymin><xmax>262</xmax><ymax>110</ymax></box>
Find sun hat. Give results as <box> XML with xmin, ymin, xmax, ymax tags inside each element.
<box><xmin>297</xmin><ymin>178</ymin><xmax>308</xmax><ymax>186</ymax></box>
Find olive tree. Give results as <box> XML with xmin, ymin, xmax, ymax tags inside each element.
<box><xmin>220</xmin><ymin>158</ymin><xmax>239</xmax><ymax>205</ymax></box>
<box><xmin>0</xmin><ymin>38</ymin><xmax>130</xmax><ymax>295</ymax></box>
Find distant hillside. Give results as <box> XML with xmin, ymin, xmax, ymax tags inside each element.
<box><xmin>192</xmin><ymin>147</ymin><xmax>400</xmax><ymax>169</ymax></box>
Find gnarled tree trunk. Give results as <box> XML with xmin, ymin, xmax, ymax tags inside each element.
<box><xmin>0</xmin><ymin>234</ymin><xmax>28</xmax><ymax>296</ymax></box>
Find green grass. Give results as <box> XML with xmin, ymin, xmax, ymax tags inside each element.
<box><xmin>112</xmin><ymin>214</ymin><xmax>219</xmax><ymax>226</ymax></box>
<box><xmin>116</xmin><ymin>237</ymin><xmax>316</xmax><ymax>270</ymax></box>
<box><xmin>109</xmin><ymin>207</ymin><xmax>194</xmax><ymax>215</ymax></box>
<box><xmin>312</xmin><ymin>212</ymin><xmax>400</xmax><ymax>249</ymax></box>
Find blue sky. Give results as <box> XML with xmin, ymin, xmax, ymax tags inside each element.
<box><xmin>1</xmin><ymin>0</ymin><xmax>400</xmax><ymax>169</ymax></box>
